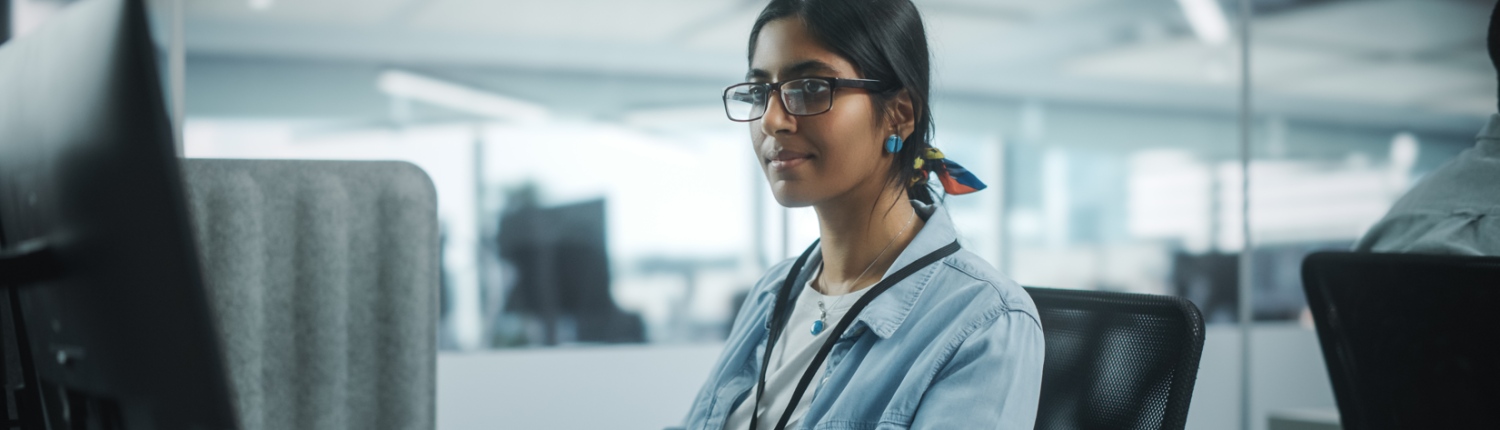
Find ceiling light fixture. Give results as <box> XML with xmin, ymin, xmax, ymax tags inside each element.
<box><xmin>1175</xmin><ymin>0</ymin><xmax>1230</xmax><ymax>45</ymax></box>
<box><xmin>376</xmin><ymin>70</ymin><xmax>549</xmax><ymax>124</ymax></box>
<box><xmin>248</xmin><ymin>0</ymin><xmax>274</xmax><ymax>11</ymax></box>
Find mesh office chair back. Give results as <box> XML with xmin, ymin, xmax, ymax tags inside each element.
<box><xmin>1301</xmin><ymin>252</ymin><xmax>1500</xmax><ymax>430</ymax></box>
<box><xmin>1025</xmin><ymin>287</ymin><xmax>1206</xmax><ymax>430</ymax></box>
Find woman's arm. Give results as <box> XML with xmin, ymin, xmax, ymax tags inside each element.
<box><xmin>909</xmin><ymin>310</ymin><xmax>1045</xmax><ymax>429</ymax></box>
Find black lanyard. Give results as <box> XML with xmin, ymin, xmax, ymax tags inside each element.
<box><xmin>747</xmin><ymin>238</ymin><xmax>961</xmax><ymax>430</ymax></box>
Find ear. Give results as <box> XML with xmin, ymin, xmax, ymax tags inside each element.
<box><xmin>884</xmin><ymin>89</ymin><xmax>917</xmax><ymax>139</ymax></box>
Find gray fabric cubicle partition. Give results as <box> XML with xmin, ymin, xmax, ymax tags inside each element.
<box><xmin>181</xmin><ymin>159</ymin><xmax>439</xmax><ymax>430</ymax></box>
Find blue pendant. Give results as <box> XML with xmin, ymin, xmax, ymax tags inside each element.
<box><xmin>810</xmin><ymin>319</ymin><xmax>826</xmax><ymax>335</ymax></box>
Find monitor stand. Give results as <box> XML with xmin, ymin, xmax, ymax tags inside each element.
<box><xmin>0</xmin><ymin>240</ymin><xmax>66</xmax><ymax>286</ymax></box>
<box><xmin>1</xmin><ymin>239</ymin><xmax>119</xmax><ymax>430</ymax></box>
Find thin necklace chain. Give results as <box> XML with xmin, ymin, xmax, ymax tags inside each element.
<box><xmin>818</xmin><ymin>208</ymin><xmax>917</xmax><ymax>313</ymax></box>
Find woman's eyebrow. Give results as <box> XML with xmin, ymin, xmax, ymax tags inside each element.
<box><xmin>746</xmin><ymin>60</ymin><xmax>839</xmax><ymax>81</ymax></box>
<box><xmin>782</xmin><ymin>60</ymin><xmax>838</xmax><ymax>77</ymax></box>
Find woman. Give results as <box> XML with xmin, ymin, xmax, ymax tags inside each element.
<box><xmin>682</xmin><ymin>0</ymin><xmax>1045</xmax><ymax>429</ymax></box>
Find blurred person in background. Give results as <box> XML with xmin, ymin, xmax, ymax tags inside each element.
<box><xmin>680</xmin><ymin>0</ymin><xmax>1044</xmax><ymax>429</ymax></box>
<box><xmin>1355</xmin><ymin>3</ymin><xmax>1500</xmax><ymax>256</ymax></box>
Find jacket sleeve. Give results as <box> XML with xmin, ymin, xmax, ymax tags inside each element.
<box><xmin>909</xmin><ymin>309</ymin><xmax>1045</xmax><ymax>429</ymax></box>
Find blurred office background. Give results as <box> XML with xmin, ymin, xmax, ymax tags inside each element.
<box><xmin>9</xmin><ymin>0</ymin><xmax>1493</xmax><ymax>428</ymax></box>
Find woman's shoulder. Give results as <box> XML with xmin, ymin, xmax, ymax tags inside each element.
<box><xmin>928</xmin><ymin>249</ymin><xmax>1041</xmax><ymax>327</ymax></box>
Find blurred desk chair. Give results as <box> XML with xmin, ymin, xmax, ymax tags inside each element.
<box><xmin>1025</xmin><ymin>287</ymin><xmax>1206</xmax><ymax>430</ymax></box>
<box><xmin>1301</xmin><ymin>252</ymin><xmax>1500</xmax><ymax>430</ymax></box>
<box><xmin>183</xmin><ymin>159</ymin><xmax>439</xmax><ymax>430</ymax></box>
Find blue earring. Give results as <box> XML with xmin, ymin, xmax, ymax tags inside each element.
<box><xmin>884</xmin><ymin>134</ymin><xmax>903</xmax><ymax>153</ymax></box>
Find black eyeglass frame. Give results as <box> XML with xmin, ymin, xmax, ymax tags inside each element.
<box><xmin>722</xmin><ymin>77</ymin><xmax>889</xmax><ymax>122</ymax></box>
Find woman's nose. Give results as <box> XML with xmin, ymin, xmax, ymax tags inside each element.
<box><xmin>760</xmin><ymin>92</ymin><xmax>796</xmax><ymax>136</ymax></box>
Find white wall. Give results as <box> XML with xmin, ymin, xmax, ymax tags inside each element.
<box><xmin>437</xmin><ymin>324</ymin><xmax>1336</xmax><ymax>430</ymax></box>
<box><xmin>438</xmin><ymin>344</ymin><xmax>722</xmax><ymax>430</ymax></box>
<box><xmin>1186</xmin><ymin>323</ymin><xmax>1338</xmax><ymax>430</ymax></box>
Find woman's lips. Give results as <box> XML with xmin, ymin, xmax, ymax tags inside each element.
<box><xmin>768</xmin><ymin>150</ymin><xmax>813</xmax><ymax>171</ymax></box>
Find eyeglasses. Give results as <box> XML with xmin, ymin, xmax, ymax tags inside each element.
<box><xmin>722</xmin><ymin>77</ymin><xmax>887</xmax><ymax>122</ymax></box>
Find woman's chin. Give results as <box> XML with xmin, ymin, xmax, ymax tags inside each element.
<box><xmin>769</xmin><ymin>185</ymin><xmax>820</xmax><ymax>208</ymax></box>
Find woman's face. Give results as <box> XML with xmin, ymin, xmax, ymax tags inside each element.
<box><xmin>749</xmin><ymin>18</ymin><xmax>898</xmax><ymax>208</ymax></box>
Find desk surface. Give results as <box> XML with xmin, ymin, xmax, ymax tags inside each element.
<box><xmin>1268</xmin><ymin>408</ymin><xmax>1341</xmax><ymax>430</ymax></box>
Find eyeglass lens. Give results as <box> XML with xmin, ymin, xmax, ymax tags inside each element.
<box><xmin>724</xmin><ymin>79</ymin><xmax>835</xmax><ymax>121</ymax></box>
<box><xmin>725</xmin><ymin>84</ymin><xmax>769</xmax><ymax>121</ymax></box>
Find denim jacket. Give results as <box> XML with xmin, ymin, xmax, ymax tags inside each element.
<box><xmin>682</xmin><ymin>202</ymin><xmax>1045</xmax><ymax>430</ymax></box>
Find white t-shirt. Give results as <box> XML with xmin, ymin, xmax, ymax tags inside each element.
<box><xmin>723</xmin><ymin>264</ymin><xmax>873</xmax><ymax>430</ymax></box>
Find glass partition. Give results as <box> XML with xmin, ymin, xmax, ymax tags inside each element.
<box><xmin>1242</xmin><ymin>2</ymin><xmax>1490</xmax><ymax>430</ymax></box>
<box><xmin>167</xmin><ymin>0</ymin><xmax>1254</xmax><ymax>348</ymax></box>
<box><xmin>78</xmin><ymin>0</ymin><xmax>1493</xmax><ymax>428</ymax></box>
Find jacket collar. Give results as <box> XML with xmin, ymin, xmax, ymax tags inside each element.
<box><xmin>791</xmin><ymin>200</ymin><xmax>957</xmax><ymax>339</ymax></box>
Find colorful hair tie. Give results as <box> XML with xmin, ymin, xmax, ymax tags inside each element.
<box><xmin>913</xmin><ymin>148</ymin><xmax>987</xmax><ymax>195</ymax></box>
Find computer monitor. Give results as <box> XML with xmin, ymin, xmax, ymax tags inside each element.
<box><xmin>1301</xmin><ymin>252</ymin><xmax>1500</xmax><ymax>429</ymax></box>
<box><xmin>498</xmin><ymin>198</ymin><xmax>644</xmax><ymax>345</ymax></box>
<box><xmin>0</xmin><ymin>0</ymin><xmax>236</xmax><ymax>428</ymax></box>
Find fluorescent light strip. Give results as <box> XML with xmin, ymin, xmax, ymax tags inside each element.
<box><xmin>1176</xmin><ymin>0</ymin><xmax>1231</xmax><ymax>45</ymax></box>
<box><xmin>376</xmin><ymin>70</ymin><xmax>549</xmax><ymax>123</ymax></box>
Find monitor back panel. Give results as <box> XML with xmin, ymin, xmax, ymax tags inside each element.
<box><xmin>0</xmin><ymin>0</ymin><xmax>235</xmax><ymax>428</ymax></box>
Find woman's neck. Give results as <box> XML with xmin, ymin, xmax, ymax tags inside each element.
<box><xmin>812</xmin><ymin>186</ymin><xmax>925</xmax><ymax>296</ymax></box>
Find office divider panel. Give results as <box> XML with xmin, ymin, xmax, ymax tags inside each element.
<box><xmin>183</xmin><ymin>159</ymin><xmax>439</xmax><ymax>430</ymax></box>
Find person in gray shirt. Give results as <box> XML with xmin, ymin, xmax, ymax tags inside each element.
<box><xmin>1354</xmin><ymin>4</ymin><xmax>1500</xmax><ymax>256</ymax></box>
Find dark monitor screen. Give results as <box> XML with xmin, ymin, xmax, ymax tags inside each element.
<box><xmin>0</xmin><ymin>0</ymin><xmax>235</xmax><ymax>428</ymax></box>
<box><xmin>498</xmin><ymin>198</ymin><xmax>644</xmax><ymax>345</ymax></box>
<box><xmin>1301</xmin><ymin>252</ymin><xmax>1500</xmax><ymax>430</ymax></box>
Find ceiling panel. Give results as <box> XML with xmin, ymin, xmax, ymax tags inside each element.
<box><xmin>681</xmin><ymin>4</ymin><xmax>762</xmax><ymax>55</ymax></box>
<box><xmin>1250</xmin><ymin>44</ymin><xmax>1364</xmax><ymax>82</ymax></box>
<box><xmin>1063</xmin><ymin>35</ymin><xmax>1494</xmax><ymax>112</ymax></box>
<box><xmin>168</xmin><ymin>0</ymin><xmax>1492</xmax><ymax>128</ymax></box>
<box><xmin>186</xmin><ymin>0</ymin><xmax>417</xmax><ymax>27</ymax></box>
<box><xmin>920</xmin><ymin>0</ymin><xmax>1111</xmax><ymax>21</ymax></box>
<box><xmin>1269</xmin><ymin>60</ymin><xmax>1491</xmax><ymax>106</ymax></box>
<box><xmin>925</xmin><ymin>10</ymin><xmax>1021</xmax><ymax>63</ymax></box>
<box><xmin>1063</xmin><ymin>41</ymin><xmax>1236</xmax><ymax>87</ymax></box>
<box><xmin>405</xmin><ymin>0</ymin><xmax>735</xmax><ymax>45</ymax></box>
<box><xmin>1421</xmin><ymin>91</ymin><xmax>1496</xmax><ymax>116</ymax></box>
<box><xmin>1402</xmin><ymin>72</ymin><xmax>1494</xmax><ymax>117</ymax></box>
<box><xmin>678</xmin><ymin>2</ymin><xmax>1028</xmax><ymax>58</ymax></box>
<box><xmin>1255</xmin><ymin>0</ymin><xmax>1491</xmax><ymax>55</ymax></box>
<box><xmin>1432</xmin><ymin>49</ymin><xmax>1492</xmax><ymax>70</ymax></box>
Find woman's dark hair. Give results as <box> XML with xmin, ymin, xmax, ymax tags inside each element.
<box><xmin>748</xmin><ymin>0</ymin><xmax>939</xmax><ymax>205</ymax></box>
<box><xmin>1490</xmin><ymin>1</ymin><xmax>1499</xmax><ymax>112</ymax></box>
